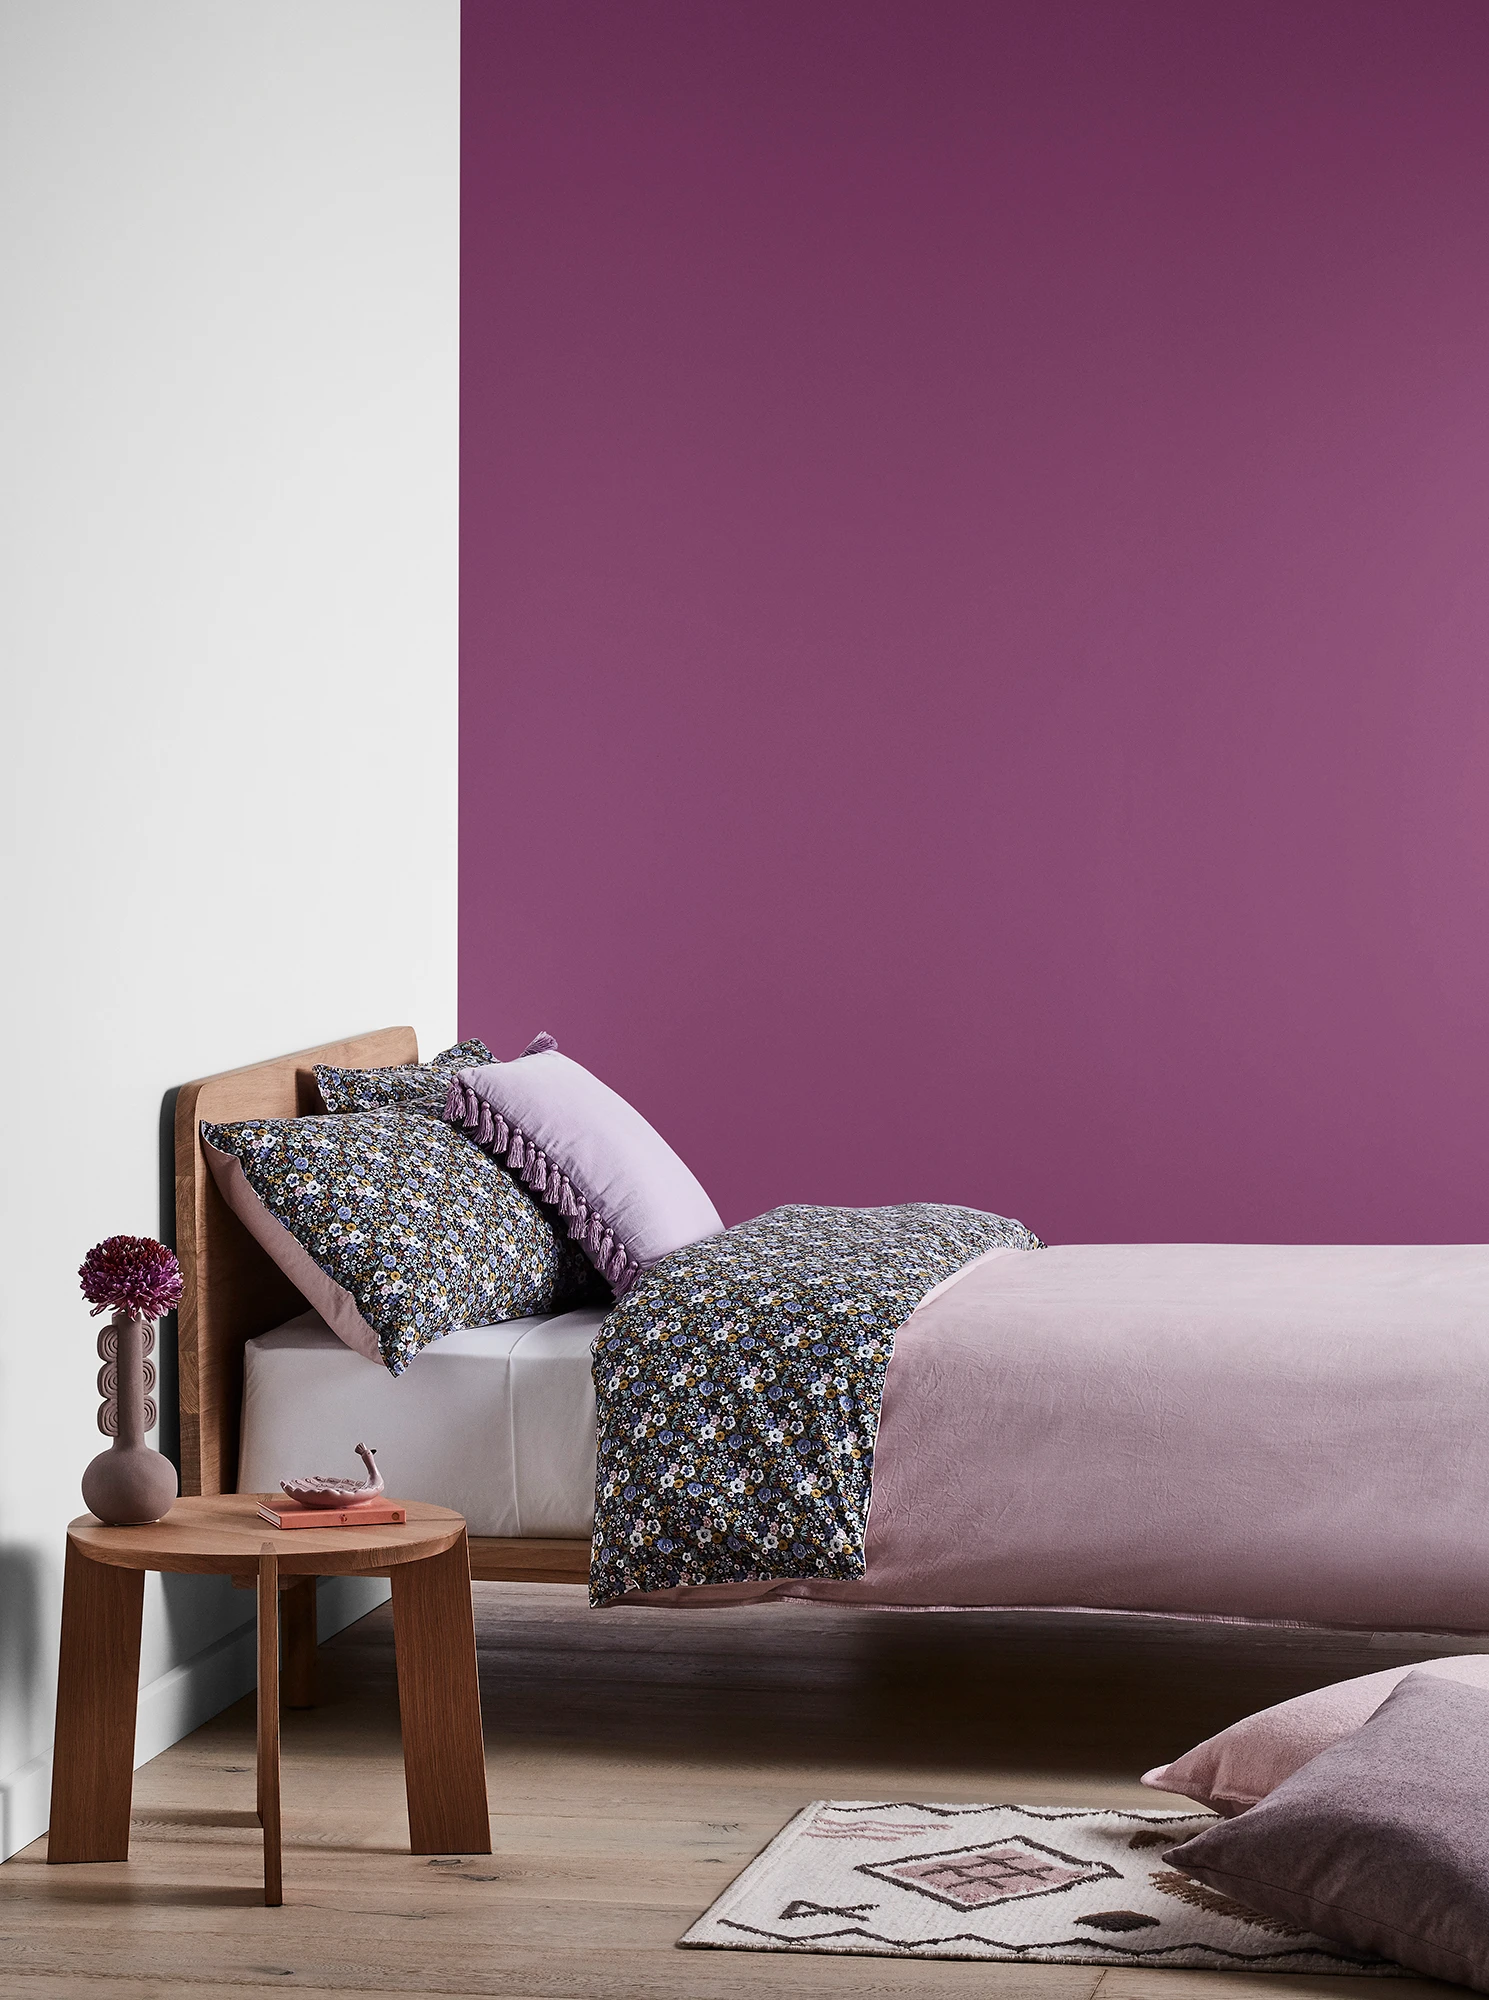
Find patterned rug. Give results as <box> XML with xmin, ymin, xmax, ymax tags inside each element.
<box><xmin>679</xmin><ymin>1802</ymin><xmax>1405</xmax><ymax>1971</ymax></box>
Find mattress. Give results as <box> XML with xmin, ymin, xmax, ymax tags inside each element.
<box><xmin>245</xmin><ymin>1241</ymin><xmax>1489</xmax><ymax>1631</ymax></box>
<box><xmin>239</xmin><ymin>1307</ymin><xmax>603</xmax><ymax>1537</ymax></box>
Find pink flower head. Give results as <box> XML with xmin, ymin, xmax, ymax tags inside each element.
<box><xmin>79</xmin><ymin>1234</ymin><xmax>184</xmax><ymax>1321</ymax></box>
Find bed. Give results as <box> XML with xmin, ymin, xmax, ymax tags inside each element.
<box><xmin>176</xmin><ymin>1029</ymin><xmax>1489</xmax><ymax>1635</ymax></box>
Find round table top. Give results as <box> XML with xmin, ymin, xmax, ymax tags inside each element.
<box><xmin>67</xmin><ymin>1493</ymin><xmax>468</xmax><ymax>1576</ymax></box>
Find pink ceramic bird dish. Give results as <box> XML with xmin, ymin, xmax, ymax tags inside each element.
<box><xmin>280</xmin><ymin>1443</ymin><xmax>385</xmax><ymax>1510</ymax></box>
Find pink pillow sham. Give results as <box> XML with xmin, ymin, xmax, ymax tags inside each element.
<box><xmin>1142</xmin><ymin>1652</ymin><xmax>1489</xmax><ymax>1814</ymax></box>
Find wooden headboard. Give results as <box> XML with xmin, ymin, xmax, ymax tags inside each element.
<box><xmin>173</xmin><ymin>1026</ymin><xmax>417</xmax><ymax>1496</ymax></box>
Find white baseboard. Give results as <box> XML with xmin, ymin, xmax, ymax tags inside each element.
<box><xmin>0</xmin><ymin>1573</ymin><xmax>388</xmax><ymax>1862</ymax></box>
<box><xmin>0</xmin><ymin>1748</ymin><xmax>51</xmax><ymax>1865</ymax></box>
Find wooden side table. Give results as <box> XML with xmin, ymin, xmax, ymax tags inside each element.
<box><xmin>47</xmin><ymin>1495</ymin><xmax>491</xmax><ymax>1904</ymax></box>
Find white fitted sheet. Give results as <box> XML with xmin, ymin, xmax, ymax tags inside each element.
<box><xmin>238</xmin><ymin>1307</ymin><xmax>603</xmax><ymax>1537</ymax></box>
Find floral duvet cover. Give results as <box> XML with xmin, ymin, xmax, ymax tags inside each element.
<box><xmin>588</xmin><ymin>1202</ymin><xmax>1042</xmax><ymax>1606</ymax></box>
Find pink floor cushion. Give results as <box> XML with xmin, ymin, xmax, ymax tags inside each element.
<box><xmin>1163</xmin><ymin>1673</ymin><xmax>1489</xmax><ymax>1989</ymax></box>
<box><xmin>1143</xmin><ymin>1652</ymin><xmax>1489</xmax><ymax>1814</ymax></box>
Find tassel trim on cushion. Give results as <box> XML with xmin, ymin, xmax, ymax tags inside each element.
<box><xmin>443</xmin><ymin>1075</ymin><xmax>639</xmax><ymax>1292</ymax></box>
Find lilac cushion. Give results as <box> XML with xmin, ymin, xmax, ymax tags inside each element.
<box><xmin>443</xmin><ymin>1034</ymin><xmax>722</xmax><ymax>1291</ymax></box>
<box><xmin>1164</xmin><ymin>1673</ymin><xmax>1489</xmax><ymax>1988</ymax></box>
<box><xmin>1142</xmin><ymin>1653</ymin><xmax>1489</xmax><ymax>1815</ymax></box>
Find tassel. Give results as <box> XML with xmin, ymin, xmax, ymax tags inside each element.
<box><xmin>521</xmin><ymin>1031</ymin><xmax>558</xmax><ymax>1057</ymax></box>
<box><xmin>493</xmin><ymin>1115</ymin><xmax>510</xmax><ymax>1151</ymax></box>
<box><xmin>507</xmin><ymin>1133</ymin><xmax>526</xmax><ymax>1170</ymax></box>
<box><xmin>526</xmin><ymin>1152</ymin><xmax>548</xmax><ymax>1195</ymax></box>
<box><xmin>477</xmin><ymin>1102</ymin><xmax>495</xmax><ymax>1146</ymax></box>
<box><xmin>443</xmin><ymin>1078</ymin><xmax>464</xmax><ymax>1123</ymax></box>
<box><xmin>556</xmin><ymin>1179</ymin><xmax>578</xmax><ymax>1220</ymax></box>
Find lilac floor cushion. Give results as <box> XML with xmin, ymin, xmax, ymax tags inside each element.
<box><xmin>1165</xmin><ymin>1672</ymin><xmax>1489</xmax><ymax>1989</ymax></box>
<box><xmin>1143</xmin><ymin>1652</ymin><xmax>1489</xmax><ymax>1814</ymax></box>
<box><xmin>443</xmin><ymin>1034</ymin><xmax>722</xmax><ymax>1292</ymax></box>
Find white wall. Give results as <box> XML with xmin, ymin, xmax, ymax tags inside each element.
<box><xmin>0</xmin><ymin>0</ymin><xmax>459</xmax><ymax>1859</ymax></box>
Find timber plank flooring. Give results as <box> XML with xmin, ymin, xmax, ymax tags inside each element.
<box><xmin>0</xmin><ymin>1585</ymin><xmax>1456</xmax><ymax>1997</ymax></box>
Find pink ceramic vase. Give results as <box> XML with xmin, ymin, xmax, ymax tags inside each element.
<box><xmin>81</xmin><ymin>1311</ymin><xmax>178</xmax><ymax>1525</ymax></box>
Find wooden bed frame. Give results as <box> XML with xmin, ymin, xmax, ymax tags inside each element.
<box><xmin>173</xmin><ymin>1027</ymin><xmax>591</xmax><ymax>1589</ymax></box>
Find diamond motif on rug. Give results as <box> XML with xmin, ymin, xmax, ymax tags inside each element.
<box><xmin>678</xmin><ymin>1802</ymin><xmax>1409</xmax><ymax>1971</ymax></box>
<box><xmin>859</xmin><ymin>1835</ymin><xmax>1115</xmax><ymax>1910</ymax></box>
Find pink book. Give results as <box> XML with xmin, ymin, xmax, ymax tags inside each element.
<box><xmin>257</xmin><ymin>1499</ymin><xmax>408</xmax><ymax>1530</ymax></box>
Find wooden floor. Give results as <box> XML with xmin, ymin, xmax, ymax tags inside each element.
<box><xmin>1</xmin><ymin>1585</ymin><xmax>1456</xmax><ymax>1998</ymax></box>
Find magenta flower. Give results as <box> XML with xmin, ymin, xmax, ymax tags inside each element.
<box><xmin>79</xmin><ymin>1235</ymin><xmax>184</xmax><ymax>1321</ymax></box>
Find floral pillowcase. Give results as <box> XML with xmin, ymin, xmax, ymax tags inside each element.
<box><xmin>314</xmin><ymin>1039</ymin><xmax>494</xmax><ymax>1117</ymax></box>
<box><xmin>201</xmin><ymin>1105</ymin><xmax>599</xmax><ymax>1375</ymax></box>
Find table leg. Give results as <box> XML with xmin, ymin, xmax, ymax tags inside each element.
<box><xmin>391</xmin><ymin>1533</ymin><xmax>491</xmax><ymax>1854</ymax></box>
<box><xmin>47</xmin><ymin>1540</ymin><xmax>145</xmax><ymax>1863</ymax></box>
<box><xmin>257</xmin><ymin>1546</ymin><xmax>282</xmax><ymax>1906</ymax></box>
<box><xmin>281</xmin><ymin>1577</ymin><xmax>317</xmax><ymax>1709</ymax></box>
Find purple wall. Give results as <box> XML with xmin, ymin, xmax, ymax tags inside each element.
<box><xmin>461</xmin><ymin>0</ymin><xmax>1489</xmax><ymax>1244</ymax></box>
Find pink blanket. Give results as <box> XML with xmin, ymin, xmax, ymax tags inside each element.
<box><xmin>642</xmin><ymin>1242</ymin><xmax>1489</xmax><ymax>1631</ymax></box>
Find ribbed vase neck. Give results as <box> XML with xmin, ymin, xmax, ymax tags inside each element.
<box><xmin>113</xmin><ymin>1311</ymin><xmax>148</xmax><ymax>1449</ymax></box>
